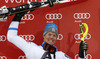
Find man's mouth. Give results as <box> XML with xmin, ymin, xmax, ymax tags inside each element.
<box><xmin>49</xmin><ymin>39</ymin><xmax>53</xmax><ymax>43</ymax></box>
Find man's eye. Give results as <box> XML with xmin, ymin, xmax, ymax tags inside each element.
<box><xmin>53</xmin><ymin>35</ymin><xmax>56</xmax><ymax>37</ymax></box>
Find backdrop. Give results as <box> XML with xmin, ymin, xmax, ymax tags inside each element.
<box><xmin>0</xmin><ymin>0</ymin><xmax>99</xmax><ymax>59</ymax></box>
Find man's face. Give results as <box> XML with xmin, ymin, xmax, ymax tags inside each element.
<box><xmin>43</xmin><ymin>32</ymin><xmax>57</xmax><ymax>45</ymax></box>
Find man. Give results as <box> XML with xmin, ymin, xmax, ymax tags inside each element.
<box><xmin>6</xmin><ymin>1</ymin><xmax>88</xmax><ymax>59</ymax></box>
<box><xmin>7</xmin><ymin>11</ymin><xmax>88</xmax><ymax>59</ymax></box>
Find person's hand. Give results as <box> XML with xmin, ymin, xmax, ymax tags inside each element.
<box><xmin>12</xmin><ymin>11</ymin><xmax>28</xmax><ymax>22</ymax></box>
<box><xmin>48</xmin><ymin>0</ymin><xmax>54</xmax><ymax>7</ymax></box>
<box><xmin>79</xmin><ymin>41</ymin><xmax>88</xmax><ymax>58</ymax></box>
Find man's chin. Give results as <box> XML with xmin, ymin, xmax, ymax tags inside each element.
<box><xmin>44</xmin><ymin>41</ymin><xmax>54</xmax><ymax>45</ymax></box>
<box><xmin>48</xmin><ymin>43</ymin><xmax>54</xmax><ymax>45</ymax></box>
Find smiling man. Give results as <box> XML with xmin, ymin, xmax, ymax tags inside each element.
<box><xmin>43</xmin><ymin>23</ymin><xmax>58</xmax><ymax>45</ymax></box>
<box><xmin>6</xmin><ymin>1</ymin><xmax>88</xmax><ymax>58</ymax></box>
<box><xmin>7</xmin><ymin>12</ymin><xmax>88</xmax><ymax>59</ymax></box>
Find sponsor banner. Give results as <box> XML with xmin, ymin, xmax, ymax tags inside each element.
<box><xmin>75</xmin><ymin>54</ymin><xmax>92</xmax><ymax>59</ymax></box>
<box><xmin>0</xmin><ymin>35</ymin><xmax>35</xmax><ymax>42</ymax></box>
<box><xmin>0</xmin><ymin>35</ymin><xmax>6</xmax><ymax>42</ymax></box>
<box><xmin>57</xmin><ymin>34</ymin><xmax>63</xmax><ymax>40</ymax></box>
<box><xmin>4</xmin><ymin>0</ymin><xmax>76</xmax><ymax>3</ymax></box>
<box><xmin>5</xmin><ymin>0</ymin><xmax>41</xmax><ymax>3</ymax></box>
<box><xmin>45</xmin><ymin>13</ymin><xmax>62</xmax><ymax>23</ymax></box>
<box><xmin>45</xmin><ymin>13</ymin><xmax>62</xmax><ymax>20</ymax></box>
<box><xmin>74</xmin><ymin>33</ymin><xmax>91</xmax><ymax>43</ymax></box>
<box><xmin>20</xmin><ymin>14</ymin><xmax>34</xmax><ymax>24</ymax></box>
<box><xmin>73</xmin><ymin>13</ymin><xmax>91</xmax><ymax>22</ymax></box>
<box><xmin>22</xmin><ymin>14</ymin><xmax>34</xmax><ymax>20</ymax></box>
<box><xmin>0</xmin><ymin>56</ymin><xmax>7</xmax><ymax>59</ymax></box>
<box><xmin>19</xmin><ymin>35</ymin><xmax>35</xmax><ymax>41</ymax></box>
<box><xmin>0</xmin><ymin>17</ymin><xmax>8</xmax><ymax>22</ymax></box>
<box><xmin>18</xmin><ymin>55</ymin><xmax>26</xmax><ymax>59</ymax></box>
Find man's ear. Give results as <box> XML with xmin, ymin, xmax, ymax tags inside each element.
<box><xmin>43</xmin><ymin>35</ymin><xmax>45</xmax><ymax>39</ymax></box>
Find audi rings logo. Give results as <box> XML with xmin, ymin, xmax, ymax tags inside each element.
<box><xmin>19</xmin><ymin>35</ymin><xmax>35</xmax><ymax>41</ymax></box>
<box><xmin>0</xmin><ymin>56</ymin><xmax>7</xmax><ymax>59</ymax></box>
<box><xmin>18</xmin><ymin>56</ymin><xmax>26</xmax><ymax>59</ymax></box>
<box><xmin>75</xmin><ymin>54</ymin><xmax>92</xmax><ymax>59</ymax></box>
<box><xmin>22</xmin><ymin>14</ymin><xmax>34</xmax><ymax>20</ymax></box>
<box><xmin>0</xmin><ymin>35</ymin><xmax>6</xmax><ymax>41</ymax></box>
<box><xmin>74</xmin><ymin>33</ymin><xmax>91</xmax><ymax>43</ymax></box>
<box><xmin>45</xmin><ymin>13</ymin><xmax>62</xmax><ymax>20</ymax></box>
<box><xmin>73</xmin><ymin>13</ymin><xmax>90</xmax><ymax>19</ymax></box>
<box><xmin>74</xmin><ymin>33</ymin><xmax>91</xmax><ymax>40</ymax></box>
<box><xmin>57</xmin><ymin>34</ymin><xmax>63</xmax><ymax>40</ymax></box>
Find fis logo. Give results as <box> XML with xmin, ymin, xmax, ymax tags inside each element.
<box><xmin>75</xmin><ymin>54</ymin><xmax>92</xmax><ymax>59</ymax></box>
<box><xmin>18</xmin><ymin>56</ymin><xmax>26</xmax><ymax>59</ymax></box>
<box><xmin>73</xmin><ymin>13</ymin><xmax>90</xmax><ymax>19</ymax></box>
<box><xmin>22</xmin><ymin>14</ymin><xmax>34</xmax><ymax>20</ymax></box>
<box><xmin>0</xmin><ymin>56</ymin><xmax>7</xmax><ymax>59</ymax></box>
<box><xmin>19</xmin><ymin>35</ymin><xmax>35</xmax><ymax>41</ymax></box>
<box><xmin>74</xmin><ymin>33</ymin><xmax>91</xmax><ymax>43</ymax></box>
<box><xmin>0</xmin><ymin>35</ymin><xmax>6</xmax><ymax>42</ymax></box>
<box><xmin>57</xmin><ymin>34</ymin><xmax>63</xmax><ymax>40</ymax></box>
<box><xmin>45</xmin><ymin>13</ymin><xmax>62</xmax><ymax>20</ymax></box>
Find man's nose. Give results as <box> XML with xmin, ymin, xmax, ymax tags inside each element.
<box><xmin>50</xmin><ymin>35</ymin><xmax>54</xmax><ymax>39</ymax></box>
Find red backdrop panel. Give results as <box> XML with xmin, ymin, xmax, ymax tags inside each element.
<box><xmin>0</xmin><ymin>0</ymin><xmax>100</xmax><ymax>59</ymax></box>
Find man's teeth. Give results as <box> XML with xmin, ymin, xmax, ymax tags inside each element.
<box><xmin>49</xmin><ymin>40</ymin><xmax>53</xmax><ymax>42</ymax></box>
